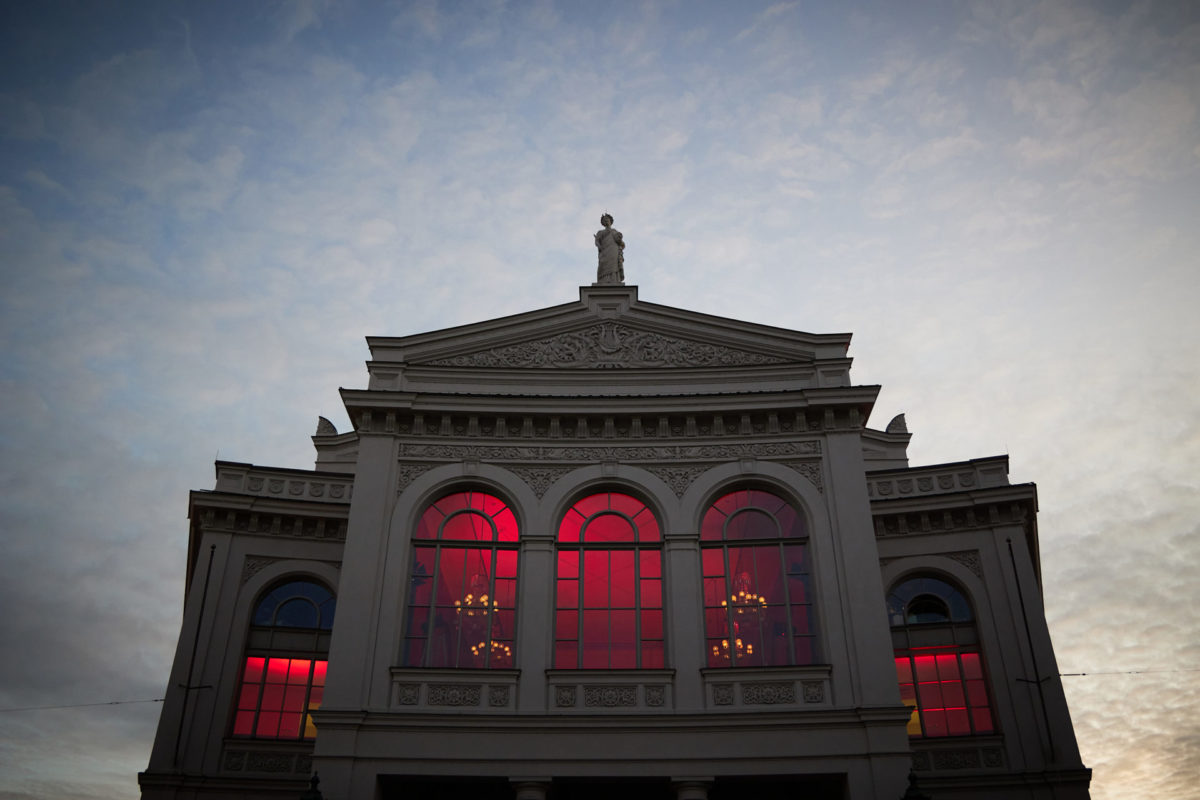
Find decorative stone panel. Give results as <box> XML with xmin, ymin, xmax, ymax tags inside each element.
<box><xmin>701</xmin><ymin>667</ymin><xmax>830</xmax><ymax>711</ymax></box>
<box><xmin>389</xmin><ymin>669</ymin><xmax>517</xmax><ymax>712</ymax></box>
<box><xmin>646</xmin><ymin>465</ymin><xmax>709</xmax><ymax>498</ymax></box>
<box><xmin>508</xmin><ymin>466</ymin><xmax>571</xmax><ymax>499</ymax></box>
<box><xmin>785</xmin><ymin>461</ymin><xmax>824</xmax><ymax>493</ymax></box>
<box><xmin>222</xmin><ymin>747</ymin><xmax>312</xmax><ymax>774</ymax></box>
<box><xmin>547</xmin><ymin>671</ymin><xmax>674</xmax><ymax>713</ymax></box>
<box><xmin>912</xmin><ymin>740</ymin><xmax>1007</xmax><ymax>773</ymax></box>
<box><xmin>397</xmin><ymin>463</ymin><xmax>435</xmax><ymax>492</ymax></box>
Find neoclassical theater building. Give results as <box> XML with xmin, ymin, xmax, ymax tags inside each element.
<box><xmin>141</xmin><ymin>241</ymin><xmax>1091</xmax><ymax>799</ymax></box>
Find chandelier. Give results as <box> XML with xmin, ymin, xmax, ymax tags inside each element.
<box><xmin>711</xmin><ymin>634</ymin><xmax>754</xmax><ymax>661</ymax></box>
<box><xmin>721</xmin><ymin>572</ymin><xmax>767</xmax><ymax>617</ymax></box>
<box><xmin>470</xmin><ymin>640</ymin><xmax>512</xmax><ymax>659</ymax></box>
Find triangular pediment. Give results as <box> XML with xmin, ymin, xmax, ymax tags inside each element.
<box><xmin>371</xmin><ymin>286</ymin><xmax>848</xmax><ymax>372</ymax></box>
<box><xmin>422</xmin><ymin>320</ymin><xmax>794</xmax><ymax>369</ymax></box>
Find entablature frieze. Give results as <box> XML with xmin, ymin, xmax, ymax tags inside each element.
<box><xmin>871</xmin><ymin>486</ymin><xmax>1036</xmax><ymax>540</ymax></box>
<box><xmin>213</xmin><ymin>461</ymin><xmax>354</xmax><ymax>503</ymax></box>
<box><xmin>190</xmin><ymin>495</ymin><xmax>349</xmax><ymax>543</ymax></box>
<box><xmin>867</xmin><ymin>456</ymin><xmax>1011</xmax><ymax>501</ymax></box>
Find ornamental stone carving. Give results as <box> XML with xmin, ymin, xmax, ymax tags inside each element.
<box><xmin>742</xmin><ymin>682</ymin><xmax>795</xmax><ymax>705</ymax></box>
<box><xmin>646</xmin><ymin>465</ymin><xmax>709</xmax><ymax>497</ymax></box>
<box><xmin>942</xmin><ymin>550</ymin><xmax>984</xmax><ymax>579</ymax></box>
<box><xmin>981</xmin><ymin>747</ymin><xmax>1005</xmax><ymax>767</ymax></box>
<box><xmin>241</xmin><ymin>556</ymin><xmax>280</xmax><ymax>585</ymax></box>
<box><xmin>912</xmin><ymin>751</ymin><xmax>931</xmax><ymax>771</ymax></box>
<box><xmin>583</xmin><ymin>686</ymin><xmax>638</xmax><ymax>707</ymax></box>
<box><xmin>246</xmin><ymin>752</ymin><xmax>295</xmax><ymax>773</ymax></box>
<box><xmin>933</xmin><ymin>749</ymin><xmax>981</xmax><ymax>770</ymax></box>
<box><xmin>427</xmin><ymin>684</ymin><xmax>480</xmax><ymax>706</ymax></box>
<box><xmin>395</xmin><ymin>683</ymin><xmax>420</xmax><ymax>705</ymax></box>
<box><xmin>224</xmin><ymin>750</ymin><xmax>247</xmax><ymax>771</ymax></box>
<box><xmin>489</xmin><ymin>685</ymin><xmax>510</xmax><ymax>707</ymax></box>
<box><xmin>399</xmin><ymin>441</ymin><xmax>818</xmax><ymax>463</ymax></box>
<box><xmin>645</xmin><ymin>685</ymin><xmax>666</xmax><ymax>707</ymax></box>
<box><xmin>786</xmin><ymin>461</ymin><xmax>824</xmax><ymax>493</ymax></box>
<box><xmin>555</xmin><ymin>686</ymin><xmax>577</xmax><ymax>707</ymax></box>
<box><xmin>508</xmin><ymin>466</ymin><xmax>571</xmax><ymax>499</ymax></box>
<box><xmin>712</xmin><ymin>684</ymin><xmax>734</xmax><ymax>705</ymax></box>
<box><xmin>425</xmin><ymin>323</ymin><xmax>790</xmax><ymax>369</ymax></box>
<box><xmin>801</xmin><ymin>680</ymin><xmax>824</xmax><ymax>703</ymax></box>
<box><xmin>397</xmin><ymin>463</ymin><xmax>435</xmax><ymax>493</ymax></box>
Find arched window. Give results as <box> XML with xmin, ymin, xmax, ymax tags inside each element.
<box><xmin>233</xmin><ymin>579</ymin><xmax>335</xmax><ymax>740</ymax></box>
<box><xmin>889</xmin><ymin>576</ymin><xmax>995</xmax><ymax>738</ymax></box>
<box><xmin>402</xmin><ymin>490</ymin><xmax>519</xmax><ymax>668</ymax></box>
<box><xmin>701</xmin><ymin>488</ymin><xmax>815</xmax><ymax>667</ymax></box>
<box><xmin>554</xmin><ymin>492</ymin><xmax>664</xmax><ymax>669</ymax></box>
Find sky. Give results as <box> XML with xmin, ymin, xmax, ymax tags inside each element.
<box><xmin>0</xmin><ymin>0</ymin><xmax>1197</xmax><ymax>797</ymax></box>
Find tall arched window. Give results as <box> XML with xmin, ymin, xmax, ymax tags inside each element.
<box><xmin>402</xmin><ymin>490</ymin><xmax>519</xmax><ymax>668</ymax></box>
<box><xmin>554</xmin><ymin>492</ymin><xmax>664</xmax><ymax>669</ymax></box>
<box><xmin>233</xmin><ymin>579</ymin><xmax>335</xmax><ymax>740</ymax></box>
<box><xmin>701</xmin><ymin>488</ymin><xmax>815</xmax><ymax>667</ymax></box>
<box><xmin>889</xmin><ymin>576</ymin><xmax>995</xmax><ymax>737</ymax></box>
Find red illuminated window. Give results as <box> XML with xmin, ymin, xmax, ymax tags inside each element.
<box><xmin>889</xmin><ymin>577</ymin><xmax>995</xmax><ymax>738</ymax></box>
<box><xmin>233</xmin><ymin>579</ymin><xmax>335</xmax><ymax>740</ymax></box>
<box><xmin>402</xmin><ymin>491</ymin><xmax>519</xmax><ymax>668</ymax></box>
<box><xmin>701</xmin><ymin>489</ymin><xmax>815</xmax><ymax>667</ymax></box>
<box><xmin>554</xmin><ymin>492</ymin><xmax>664</xmax><ymax>669</ymax></box>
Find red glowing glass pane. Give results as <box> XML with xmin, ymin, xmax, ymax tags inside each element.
<box><xmin>610</xmin><ymin>551</ymin><xmax>636</xmax><ymax>606</ymax></box>
<box><xmin>611</xmin><ymin>610</ymin><xmax>636</xmax><ymax>645</ymax></box>
<box><xmin>703</xmin><ymin>577</ymin><xmax>726</xmax><ymax>606</ymax></box>
<box><xmin>279</xmin><ymin>712</ymin><xmax>303</xmax><ymax>738</ymax></box>
<box><xmin>793</xmin><ymin>636</ymin><xmax>815</xmax><ymax>665</ymax></box>
<box><xmin>238</xmin><ymin>683</ymin><xmax>260</xmax><ymax>710</ymax></box>
<box><xmin>256</xmin><ymin>711</ymin><xmax>280</xmax><ymax>737</ymax></box>
<box><xmin>556</xmin><ymin>610</ymin><xmax>578</xmax><ymax>640</ymax></box>
<box><xmin>435</xmin><ymin>549</ymin><xmax>466</xmax><ymax>599</ymax></box>
<box><xmin>557</xmin><ymin>550</ymin><xmax>578</xmax><ymax>578</ymax></box>
<box><xmin>436</xmin><ymin>493</ymin><xmax>470</xmax><ymax>515</ymax></box>
<box><xmin>442</xmin><ymin>511</ymin><xmax>493</xmax><ymax>541</ymax></box>
<box><xmin>284</xmin><ymin>685</ymin><xmax>307</xmax><ymax>712</ymax></box>
<box><xmin>641</xmin><ymin>640</ymin><xmax>664</xmax><ymax>669</ymax></box>
<box><xmin>754</xmin><ymin>546</ymin><xmax>782</xmax><ymax>584</ymax></box>
<box><xmin>641</xmin><ymin>610</ymin><xmax>663</xmax><ymax>639</ymax></box>
<box><xmin>584</xmin><ymin>512</ymin><xmax>635</xmax><ymax>542</ymax></box>
<box><xmin>582</xmin><ymin>552</ymin><xmax>609</xmax><ymax>607</ymax></box>
<box><xmin>608</xmin><ymin>493</ymin><xmax>645</xmax><ymax>517</ymax></box>
<box><xmin>402</xmin><ymin>638</ymin><xmax>425</xmax><ymax>666</ymax></box>
<box><xmin>936</xmin><ymin>654</ymin><xmax>960</xmax><ymax>680</ymax></box>
<box><xmin>495</xmin><ymin>549</ymin><xmax>518</xmax><ymax>578</ymax></box>
<box><xmin>243</xmin><ymin>657</ymin><xmax>265</xmax><ymax>683</ymax></box>
<box><xmin>942</xmin><ymin>681</ymin><xmax>965</xmax><ymax>707</ymax></box>
<box><xmin>701</xmin><ymin>508</ymin><xmax>724</xmax><ymax>541</ymax></box>
<box><xmin>635</xmin><ymin>512</ymin><xmax>660</xmax><ymax>541</ymax></box>
<box><xmin>556</xmin><ymin>579</ymin><xmax>578</xmax><ymax>608</ymax></box>
<box><xmin>947</xmin><ymin>707</ymin><xmax>971</xmax><ymax>735</ymax></box>
<box><xmin>640</xmin><ymin>549</ymin><xmax>661</xmax><ymax>578</ymax></box>
<box><xmin>641</xmin><ymin>579</ymin><xmax>662</xmax><ymax>609</ymax></box>
<box><xmin>554</xmin><ymin>641</ymin><xmax>577</xmax><ymax>667</ymax></box>
<box><xmin>784</xmin><ymin>544</ymin><xmax>807</xmax><ymax>572</ymax></box>
<box><xmin>233</xmin><ymin>710</ymin><xmax>255</xmax><ymax>736</ymax></box>
<box><xmin>558</xmin><ymin>510</ymin><xmax>583</xmax><ymax>542</ymax></box>
<box><xmin>611</xmin><ymin>644</ymin><xmax>636</xmax><ymax>669</ymax></box>
<box><xmin>308</xmin><ymin>686</ymin><xmax>323</xmax><ymax>708</ymax></box>
<box><xmin>493</xmin><ymin>609</ymin><xmax>516</xmax><ymax>637</ymax></box>
<box><xmin>261</xmin><ymin>684</ymin><xmax>284</xmax><ymax>711</ymax></box>
<box><xmin>288</xmin><ymin>659</ymin><xmax>310</xmax><ymax>683</ymax></box>
<box><xmin>582</xmin><ymin>609</ymin><xmax>608</xmax><ymax>645</ymax></box>
<box><xmin>972</xmin><ymin>708</ymin><xmax>994</xmax><ymax>733</ymax></box>
<box><xmin>701</xmin><ymin>548</ymin><xmax>724</xmax><ymax>576</ymax></box>
<box><xmin>704</xmin><ymin>608</ymin><xmax>726</xmax><ymax>636</ymax></box>
<box><xmin>966</xmin><ymin>679</ymin><xmax>988</xmax><ymax>706</ymax></box>
<box><xmin>776</xmin><ymin>504</ymin><xmax>804</xmax><ymax>538</ymax></box>
<box><xmin>899</xmin><ymin>682</ymin><xmax>916</xmax><ymax>703</ymax></box>
<box><xmin>895</xmin><ymin>657</ymin><xmax>913</xmax><ymax>684</ymax></box>
<box><xmin>581</xmin><ymin>642</ymin><xmax>608</xmax><ymax>669</ymax></box>
<box><xmin>574</xmin><ymin>494</ymin><xmax>610</xmax><ymax>518</ymax></box>
<box><xmin>494</xmin><ymin>577</ymin><xmax>516</xmax><ymax>607</ymax></box>
<box><xmin>918</xmin><ymin>681</ymin><xmax>943</xmax><ymax>709</ymax></box>
<box><xmin>914</xmin><ymin>656</ymin><xmax>938</xmax><ymax>682</ymax></box>
<box><xmin>788</xmin><ymin>575</ymin><xmax>809</xmax><ymax>604</ymax></box>
<box><xmin>266</xmin><ymin>658</ymin><xmax>290</xmax><ymax>683</ymax></box>
<box><xmin>706</xmin><ymin>639</ymin><xmax>726</xmax><ymax>667</ymax></box>
<box><xmin>791</xmin><ymin>605</ymin><xmax>811</xmax><ymax>635</ymax></box>
<box><xmin>726</xmin><ymin>508</ymin><xmax>778</xmax><ymax>540</ymax></box>
<box><xmin>961</xmin><ymin>652</ymin><xmax>983</xmax><ymax>679</ymax></box>
<box><xmin>415</xmin><ymin>506</ymin><xmax>440</xmax><ymax>539</ymax></box>
<box><xmin>494</xmin><ymin>508</ymin><xmax>519</xmax><ymax>541</ymax></box>
<box><xmin>923</xmin><ymin>709</ymin><xmax>948</xmax><ymax>737</ymax></box>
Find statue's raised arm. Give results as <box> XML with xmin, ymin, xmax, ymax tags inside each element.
<box><xmin>594</xmin><ymin>213</ymin><xmax>625</xmax><ymax>285</ymax></box>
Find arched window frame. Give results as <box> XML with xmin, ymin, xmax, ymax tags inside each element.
<box><xmin>700</xmin><ymin>487</ymin><xmax>817</xmax><ymax>668</ymax></box>
<box><xmin>232</xmin><ymin>578</ymin><xmax>335</xmax><ymax>740</ymax></box>
<box><xmin>889</xmin><ymin>575</ymin><xmax>996</xmax><ymax>738</ymax></box>
<box><xmin>553</xmin><ymin>491</ymin><xmax>665</xmax><ymax>670</ymax></box>
<box><xmin>401</xmin><ymin>489</ymin><xmax>520</xmax><ymax>669</ymax></box>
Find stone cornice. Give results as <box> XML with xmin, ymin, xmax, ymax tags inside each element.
<box><xmin>866</xmin><ymin>455</ymin><xmax>1011</xmax><ymax>501</ymax></box>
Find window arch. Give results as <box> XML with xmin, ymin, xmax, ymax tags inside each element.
<box><xmin>402</xmin><ymin>490</ymin><xmax>519</xmax><ymax>669</ymax></box>
<box><xmin>233</xmin><ymin>578</ymin><xmax>335</xmax><ymax>740</ymax></box>
<box><xmin>701</xmin><ymin>488</ymin><xmax>815</xmax><ymax>667</ymax></box>
<box><xmin>554</xmin><ymin>491</ymin><xmax>664</xmax><ymax>669</ymax></box>
<box><xmin>889</xmin><ymin>575</ymin><xmax>995</xmax><ymax>738</ymax></box>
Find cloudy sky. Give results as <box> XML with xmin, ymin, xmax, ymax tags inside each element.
<box><xmin>1</xmin><ymin>1</ymin><xmax>1197</xmax><ymax>797</ymax></box>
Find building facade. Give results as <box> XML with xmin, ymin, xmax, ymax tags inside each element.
<box><xmin>141</xmin><ymin>284</ymin><xmax>1091</xmax><ymax>799</ymax></box>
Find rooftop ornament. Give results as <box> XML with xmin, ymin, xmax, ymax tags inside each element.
<box><xmin>594</xmin><ymin>212</ymin><xmax>625</xmax><ymax>285</ymax></box>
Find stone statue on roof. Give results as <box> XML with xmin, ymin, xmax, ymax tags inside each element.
<box><xmin>594</xmin><ymin>213</ymin><xmax>625</xmax><ymax>285</ymax></box>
